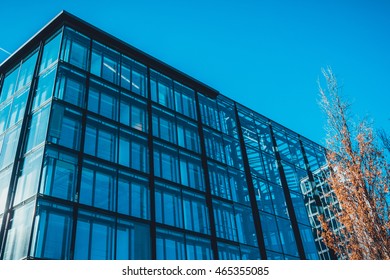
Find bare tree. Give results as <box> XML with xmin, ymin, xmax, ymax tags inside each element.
<box><xmin>318</xmin><ymin>67</ymin><xmax>390</xmax><ymax>260</ymax></box>
<box><xmin>378</xmin><ymin>128</ymin><xmax>390</xmax><ymax>154</ymax></box>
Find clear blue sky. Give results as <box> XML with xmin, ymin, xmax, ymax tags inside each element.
<box><xmin>1</xmin><ymin>0</ymin><xmax>389</xmax><ymax>145</ymax></box>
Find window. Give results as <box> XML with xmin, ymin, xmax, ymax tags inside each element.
<box><xmin>151</xmin><ymin>70</ymin><xmax>174</xmax><ymax>110</ymax></box>
<box><xmin>204</xmin><ymin>128</ymin><xmax>225</xmax><ymax>163</ymax></box>
<box><xmin>262</xmin><ymin>154</ymin><xmax>281</xmax><ymax>185</ymax></box>
<box><xmin>39</xmin><ymin>32</ymin><xmax>61</xmax><ymax>73</ymax></box>
<box><xmin>55</xmin><ymin>66</ymin><xmax>86</xmax><ymax>107</ymax></box>
<box><xmin>218</xmin><ymin>242</ymin><xmax>240</xmax><ymax>260</ymax></box>
<box><xmin>153</xmin><ymin>143</ymin><xmax>179</xmax><ymax>183</ymax></box>
<box><xmin>228</xmin><ymin>168</ymin><xmax>249</xmax><ymax>205</ymax></box>
<box><xmin>8</xmin><ymin>89</ymin><xmax>29</xmax><ymax>129</ymax></box>
<box><xmin>0</xmin><ymin>167</ymin><xmax>12</xmax><ymax>214</ymax></box>
<box><xmin>182</xmin><ymin>191</ymin><xmax>209</xmax><ymax>234</ymax></box>
<box><xmin>246</xmin><ymin>147</ymin><xmax>266</xmax><ymax>179</ymax></box>
<box><xmin>84</xmin><ymin>118</ymin><xmax>117</xmax><ymax>163</ymax></box>
<box><xmin>277</xmin><ymin>217</ymin><xmax>298</xmax><ymax>257</ymax></box>
<box><xmin>2</xmin><ymin>201</ymin><xmax>35</xmax><ymax>260</ymax></box>
<box><xmin>31</xmin><ymin>200</ymin><xmax>73</xmax><ymax>259</ymax></box>
<box><xmin>198</xmin><ymin>93</ymin><xmax>221</xmax><ymax>131</ymax></box>
<box><xmin>282</xmin><ymin>162</ymin><xmax>306</xmax><ymax>193</ymax></box>
<box><xmin>290</xmin><ymin>191</ymin><xmax>310</xmax><ymax>226</ymax></box>
<box><xmin>235</xmin><ymin>205</ymin><xmax>257</xmax><ymax>246</ymax></box>
<box><xmin>0</xmin><ymin>101</ymin><xmax>11</xmax><ymax>134</ymax></box>
<box><xmin>120</xmin><ymin>93</ymin><xmax>148</xmax><ymax>132</ymax></box>
<box><xmin>224</xmin><ymin>137</ymin><xmax>243</xmax><ymax>170</ymax></box>
<box><xmin>39</xmin><ymin>148</ymin><xmax>78</xmax><ymax>201</ymax></box>
<box><xmin>79</xmin><ymin>162</ymin><xmax>116</xmax><ymax>211</ymax></box>
<box><xmin>174</xmin><ymin>82</ymin><xmax>197</xmax><ymax>119</ymax></box>
<box><xmin>88</xmin><ymin>79</ymin><xmax>119</xmax><ymax>121</ymax></box>
<box><xmin>253</xmin><ymin>177</ymin><xmax>273</xmax><ymax>214</ymax></box>
<box><xmin>25</xmin><ymin>105</ymin><xmax>50</xmax><ymax>152</ymax></box>
<box><xmin>0</xmin><ymin>125</ymin><xmax>21</xmax><ymax>170</ymax></box>
<box><xmin>260</xmin><ymin>212</ymin><xmax>282</xmax><ymax>253</ymax></box>
<box><xmin>121</xmin><ymin>55</ymin><xmax>147</xmax><ymax>97</ymax></box>
<box><xmin>208</xmin><ymin>162</ymin><xmax>231</xmax><ymax>200</ymax></box>
<box><xmin>213</xmin><ymin>200</ymin><xmax>238</xmax><ymax>242</ymax></box>
<box><xmin>117</xmin><ymin>172</ymin><xmax>149</xmax><ymax>219</ymax></box>
<box><xmin>91</xmin><ymin>41</ymin><xmax>120</xmax><ymax>85</ymax></box>
<box><xmin>177</xmin><ymin>117</ymin><xmax>200</xmax><ymax>153</ymax></box>
<box><xmin>152</xmin><ymin>106</ymin><xmax>177</xmax><ymax>144</ymax></box>
<box><xmin>116</xmin><ymin>219</ymin><xmax>150</xmax><ymax>259</ymax></box>
<box><xmin>48</xmin><ymin>104</ymin><xmax>82</xmax><ymax>150</ymax></box>
<box><xmin>179</xmin><ymin>152</ymin><xmax>204</xmax><ymax>191</ymax></box>
<box><xmin>61</xmin><ymin>27</ymin><xmax>90</xmax><ymax>70</ymax></box>
<box><xmin>14</xmin><ymin>148</ymin><xmax>44</xmax><ymax>206</ymax></box>
<box><xmin>186</xmin><ymin>235</ymin><xmax>212</xmax><ymax>260</ymax></box>
<box><xmin>299</xmin><ymin>225</ymin><xmax>319</xmax><ymax>260</ymax></box>
<box><xmin>155</xmin><ymin>182</ymin><xmax>183</xmax><ymax>228</ymax></box>
<box><xmin>0</xmin><ymin>51</ymin><xmax>38</xmax><ymax>104</ymax></box>
<box><xmin>74</xmin><ymin>210</ymin><xmax>115</xmax><ymax>260</ymax></box>
<box><xmin>218</xmin><ymin>97</ymin><xmax>237</xmax><ymax>138</ymax></box>
<box><xmin>156</xmin><ymin>228</ymin><xmax>185</xmax><ymax>260</ymax></box>
<box><xmin>33</xmin><ymin>66</ymin><xmax>57</xmax><ymax>109</ymax></box>
<box><xmin>119</xmin><ymin>129</ymin><xmax>148</xmax><ymax>173</ymax></box>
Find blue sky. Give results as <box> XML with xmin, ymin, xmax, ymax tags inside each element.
<box><xmin>0</xmin><ymin>0</ymin><xmax>389</xmax><ymax>145</ymax></box>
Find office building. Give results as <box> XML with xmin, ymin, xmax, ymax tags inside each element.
<box><xmin>0</xmin><ymin>11</ymin><xmax>334</xmax><ymax>260</ymax></box>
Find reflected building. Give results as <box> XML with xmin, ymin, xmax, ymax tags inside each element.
<box><xmin>0</xmin><ymin>11</ymin><xmax>334</xmax><ymax>260</ymax></box>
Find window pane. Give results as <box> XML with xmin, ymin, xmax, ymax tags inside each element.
<box><xmin>182</xmin><ymin>190</ymin><xmax>209</xmax><ymax>234</ymax></box>
<box><xmin>218</xmin><ymin>242</ymin><xmax>240</xmax><ymax>260</ymax></box>
<box><xmin>120</xmin><ymin>93</ymin><xmax>148</xmax><ymax>132</ymax></box>
<box><xmin>0</xmin><ymin>167</ymin><xmax>12</xmax><ymax>214</ymax></box>
<box><xmin>277</xmin><ymin>217</ymin><xmax>299</xmax><ymax>257</ymax></box>
<box><xmin>186</xmin><ymin>235</ymin><xmax>212</xmax><ymax>260</ymax></box>
<box><xmin>61</xmin><ymin>27</ymin><xmax>90</xmax><ymax>70</ymax></box>
<box><xmin>121</xmin><ymin>55</ymin><xmax>147</xmax><ymax>97</ymax></box>
<box><xmin>26</xmin><ymin>105</ymin><xmax>50</xmax><ymax>152</ymax></box>
<box><xmin>33</xmin><ymin>66</ymin><xmax>56</xmax><ymax>109</ymax></box>
<box><xmin>119</xmin><ymin>129</ymin><xmax>148</xmax><ymax>173</ymax></box>
<box><xmin>179</xmin><ymin>152</ymin><xmax>204</xmax><ymax>191</ymax></box>
<box><xmin>91</xmin><ymin>41</ymin><xmax>119</xmax><ymax>85</ymax></box>
<box><xmin>213</xmin><ymin>200</ymin><xmax>237</xmax><ymax>242</ymax></box>
<box><xmin>208</xmin><ymin>162</ymin><xmax>231</xmax><ymax>200</ymax></box>
<box><xmin>74</xmin><ymin>210</ymin><xmax>115</xmax><ymax>260</ymax></box>
<box><xmin>260</xmin><ymin>212</ymin><xmax>282</xmax><ymax>253</ymax></box>
<box><xmin>155</xmin><ymin>182</ymin><xmax>183</xmax><ymax>228</ymax></box>
<box><xmin>177</xmin><ymin>118</ymin><xmax>200</xmax><ymax>153</ymax></box>
<box><xmin>40</xmin><ymin>32</ymin><xmax>61</xmax><ymax>73</ymax></box>
<box><xmin>14</xmin><ymin>148</ymin><xmax>44</xmax><ymax>205</ymax></box>
<box><xmin>79</xmin><ymin>162</ymin><xmax>116</xmax><ymax>211</ymax></box>
<box><xmin>116</xmin><ymin>219</ymin><xmax>150</xmax><ymax>259</ymax></box>
<box><xmin>0</xmin><ymin>125</ymin><xmax>21</xmax><ymax>170</ymax></box>
<box><xmin>32</xmin><ymin>200</ymin><xmax>73</xmax><ymax>259</ymax></box>
<box><xmin>7</xmin><ymin>89</ymin><xmax>29</xmax><ymax>129</ymax></box>
<box><xmin>48</xmin><ymin>104</ymin><xmax>82</xmax><ymax>150</ymax></box>
<box><xmin>174</xmin><ymin>82</ymin><xmax>196</xmax><ymax>119</ymax></box>
<box><xmin>88</xmin><ymin>79</ymin><xmax>118</xmax><ymax>121</ymax></box>
<box><xmin>153</xmin><ymin>143</ymin><xmax>179</xmax><ymax>183</ymax></box>
<box><xmin>152</xmin><ymin>107</ymin><xmax>176</xmax><ymax>144</ymax></box>
<box><xmin>150</xmin><ymin>70</ymin><xmax>174</xmax><ymax>110</ymax></box>
<box><xmin>198</xmin><ymin>93</ymin><xmax>221</xmax><ymax>131</ymax></box>
<box><xmin>156</xmin><ymin>228</ymin><xmax>185</xmax><ymax>260</ymax></box>
<box><xmin>55</xmin><ymin>66</ymin><xmax>86</xmax><ymax>107</ymax></box>
<box><xmin>3</xmin><ymin>201</ymin><xmax>35</xmax><ymax>260</ymax></box>
<box><xmin>117</xmin><ymin>172</ymin><xmax>149</xmax><ymax>219</ymax></box>
<box><xmin>235</xmin><ymin>205</ymin><xmax>257</xmax><ymax>246</ymax></box>
<box><xmin>40</xmin><ymin>149</ymin><xmax>78</xmax><ymax>201</ymax></box>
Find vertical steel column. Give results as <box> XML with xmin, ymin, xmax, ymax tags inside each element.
<box><xmin>233</xmin><ymin>103</ymin><xmax>267</xmax><ymax>260</ymax></box>
<box><xmin>194</xmin><ymin>92</ymin><xmax>219</xmax><ymax>260</ymax></box>
<box><xmin>269</xmin><ymin>128</ymin><xmax>306</xmax><ymax>259</ymax></box>
<box><xmin>147</xmin><ymin>68</ymin><xmax>157</xmax><ymax>260</ymax></box>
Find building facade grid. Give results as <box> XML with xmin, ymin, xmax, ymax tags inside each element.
<box><xmin>0</xmin><ymin>11</ymin><xmax>333</xmax><ymax>260</ymax></box>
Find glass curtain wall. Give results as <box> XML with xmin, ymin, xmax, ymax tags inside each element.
<box><xmin>0</xmin><ymin>20</ymin><xmax>331</xmax><ymax>260</ymax></box>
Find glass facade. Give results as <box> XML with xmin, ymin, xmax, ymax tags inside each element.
<box><xmin>0</xmin><ymin>12</ymin><xmax>334</xmax><ymax>260</ymax></box>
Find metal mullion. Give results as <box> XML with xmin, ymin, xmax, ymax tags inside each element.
<box><xmin>269</xmin><ymin>126</ymin><xmax>306</xmax><ymax>259</ymax></box>
<box><xmin>233</xmin><ymin>102</ymin><xmax>267</xmax><ymax>259</ymax></box>
<box><xmin>146</xmin><ymin>66</ymin><xmax>157</xmax><ymax>260</ymax></box>
<box><xmin>194</xmin><ymin>91</ymin><xmax>219</xmax><ymax>260</ymax></box>
<box><xmin>69</xmin><ymin>37</ymin><xmax>93</xmax><ymax>260</ymax></box>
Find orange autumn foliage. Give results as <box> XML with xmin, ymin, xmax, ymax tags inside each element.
<box><xmin>318</xmin><ymin>68</ymin><xmax>390</xmax><ymax>260</ymax></box>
